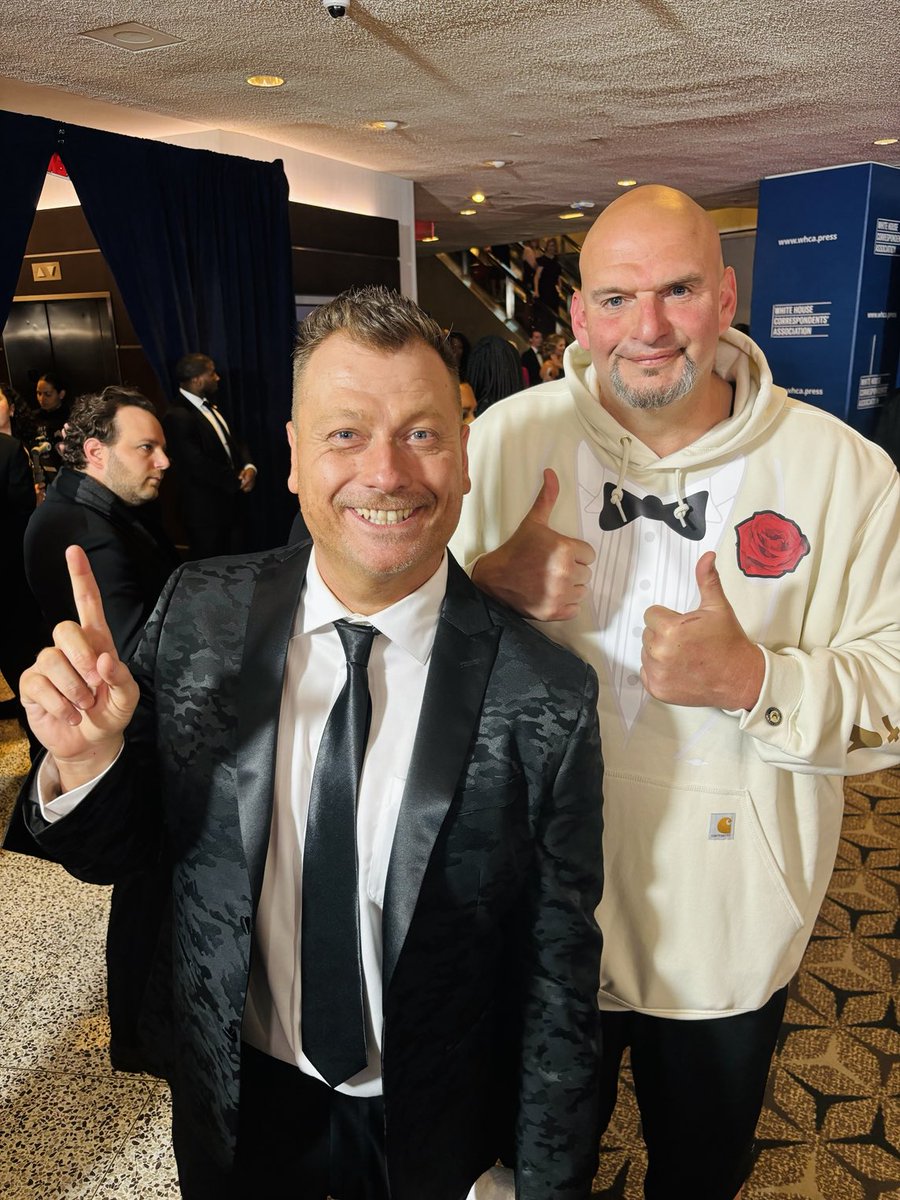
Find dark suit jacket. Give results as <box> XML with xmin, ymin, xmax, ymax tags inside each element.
<box><xmin>520</xmin><ymin>347</ymin><xmax>542</xmax><ymax>388</ymax></box>
<box><xmin>11</xmin><ymin>544</ymin><xmax>604</xmax><ymax>1200</ymax></box>
<box><xmin>0</xmin><ymin>433</ymin><xmax>39</xmax><ymax>706</ymax></box>
<box><xmin>162</xmin><ymin>394</ymin><xmax>247</xmax><ymax>558</ymax></box>
<box><xmin>24</xmin><ymin>467</ymin><xmax>178</xmax><ymax>661</ymax></box>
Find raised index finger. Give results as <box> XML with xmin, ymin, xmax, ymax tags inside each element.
<box><xmin>66</xmin><ymin>545</ymin><xmax>115</xmax><ymax>646</ymax></box>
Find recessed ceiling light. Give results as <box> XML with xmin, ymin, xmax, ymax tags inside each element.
<box><xmin>873</xmin><ymin>136</ymin><xmax>898</xmax><ymax>145</ymax></box>
<box><xmin>470</xmin><ymin>192</ymin><xmax>486</xmax><ymax>204</ymax></box>
<box><xmin>559</xmin><ymin>211</ymin><xmax>584</xmax><ymax>220</ymax></box>
<box><xmin>80</xmin><ymin>21</ymin><xmax>183</xmax><ymax>52</ymax></box>
<box><xmin>570</xmin><ymin>200</ymin><xmax>595</xmax><ymax>210</ymax></box>
<box><xmin>246</xmin><ymin>75</ymin><xmax>285</xmax><ymax>87</ymax></box>
<box><xmin>617</xmin><ymin>179</ymin><xmax>638</xmax><ymax>187</ymax></box>
<box><xmin>459</xmin><ymin>209</ymin><xmax>477</xmax><ymax>216</ymax></box>
<box><xmin>421</xmin><ymin>235</ymin><xmax>439</xmax><ymax>243</ymax></box>
<box><xmin>365</xmin><ymin>119</ymin><xmax>405</xmax><ymax>132</ymax></box>
<box><xmin>482</xmin><ymin>160</ymin><xmax>509</xmax><ymax>168</ymax></box>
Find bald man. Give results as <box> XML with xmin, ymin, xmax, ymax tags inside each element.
<box><xmin>450</xmin><ymin>186</ymin><xmax>900</xmax><ymax>1199</ymax></box>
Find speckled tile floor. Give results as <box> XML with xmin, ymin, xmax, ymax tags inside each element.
<box><xmin>1</xmin><ymin>687</ymin><xmax>897</xmax><ymax>1199</ymax></box>
<box><xmin>0</xmin><ymin>710</ymin><xmax>180</xmax><ymax>1199</ymax></box>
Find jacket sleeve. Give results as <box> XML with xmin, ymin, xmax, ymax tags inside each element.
<box><xmin>737</xmin><ymin>466</ymin><xmax>900</xmax><ymax>775</ymax></box>
<box><xmin>515</xmin><ymin>663</ymin><xmax>604</xmax><ymax>1200</ymax></box>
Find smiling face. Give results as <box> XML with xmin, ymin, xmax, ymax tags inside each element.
<box><xmin>288</xmin><ymin>332</ymin><xmax>470</xmax><ymax>613</ymax></box>
<box><xmin>86</xmin><ymin>405</ymin><xmax>169</xmax><ymax>506</ymax></box>
<box><xmin>571</xmin><ymin>186</ymin><xmax>736</xmax><ymax>427</ymax></box>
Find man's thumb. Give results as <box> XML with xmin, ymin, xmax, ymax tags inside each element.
<box><xmin>528</xmin><ymin>468</ymin><xmax>560</xmax><ymax>527</ymax></box>
<box><xmin>695</xmin><ymin>551</ymin><xmax>729</xmax><ymax>608</ymax></box>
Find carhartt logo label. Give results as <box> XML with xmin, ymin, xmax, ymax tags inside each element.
<box><xmin>709</xmin><ymin>813</ymin><xmax>735</xmax><ymax>840</ymax></box>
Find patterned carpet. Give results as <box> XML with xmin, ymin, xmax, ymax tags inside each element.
<box><xmin>594</xmin><ymin>769</ymin><xmax>900</xmax><ymax>1199</ymax></box>
<box><xmin>1</xmin><ymin>698</ymin><xmax>897</xmax><ymax>1197</ymax></box>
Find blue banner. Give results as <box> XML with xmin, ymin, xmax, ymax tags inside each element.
<box><xmin>750</xmin><ymin>163</ymin><xmax>900</xmax><ymax>434</ymax></box>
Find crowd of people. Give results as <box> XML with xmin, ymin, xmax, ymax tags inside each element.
<box><xmin>2</xmin><ymin>184</ymin><xmax>899</xmax><ymax>1200</ymax></box>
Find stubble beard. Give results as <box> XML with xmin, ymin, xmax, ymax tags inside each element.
<box><xmin>609</xmin><ymin>351</ymin><xmax>698</xmax><ymax>411</ymax></box>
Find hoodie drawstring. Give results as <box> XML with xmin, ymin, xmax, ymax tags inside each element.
<box><xmin>672</xmin><ymin>468</ymin><xmax>690</xmax><ymax>528</ymax></box>
<box><xmin>609</xmin><ymin>436</ymin><xmax>632</xmax><ymax>523</ymax></box>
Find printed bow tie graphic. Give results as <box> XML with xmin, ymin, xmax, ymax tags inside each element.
<box><xmin>598</xmin><ymin>482</ymin><xmax>709</xmax><ymax>541</ymax></box>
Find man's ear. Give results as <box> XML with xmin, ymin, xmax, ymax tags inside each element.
<box><xmin>570</xmin><ymin>290</ymin><xmax>590</xmax><ymax>350</ymax></box>
<box><xmin>719</xmin><ymin>266</ymin><xmax>738</xmax><ymax>332</ymax></box>
<box><xmin>286</xmin><ymin>420</ymin><xmax>299</xmax><ymax>496</ymax></box>
<box><xmin>82</xmin><ymin>436</ymin><xmax>107</xmax><ymax>473</ymax></box>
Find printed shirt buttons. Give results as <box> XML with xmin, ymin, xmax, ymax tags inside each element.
<box><xmin>764</xmin><ymin>707</ymin><xmax>783</xmax><ymax>727</ymax></box>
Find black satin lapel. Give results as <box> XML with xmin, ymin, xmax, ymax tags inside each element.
<box><xmin>237</xmin><ymin>541</ymin><xmax>311</xmax><ymax>909</ymax></box>
<box><xmin>382</xmin><ymin>563</ymin><xmax>499</xmax><ymax>990</ymax></box>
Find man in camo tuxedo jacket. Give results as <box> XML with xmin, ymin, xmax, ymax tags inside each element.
<box><xmin>9</xmin><ymin>287</ymin><xmax>604</xmax><ymax>1200</ymax></box>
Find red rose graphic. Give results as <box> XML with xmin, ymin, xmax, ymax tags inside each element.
<box><xmin>735</xmin><ymin>510</ymin><xmax>810</xmax><ymax>578</ymax></box>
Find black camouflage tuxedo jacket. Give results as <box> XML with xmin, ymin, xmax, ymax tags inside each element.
<box><xmin>15</xmin><ymin>542</ymin><xmax>604</xmax><ymax>1200</ymax></box>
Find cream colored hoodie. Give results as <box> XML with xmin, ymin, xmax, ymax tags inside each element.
<box><xmin>451</xmin><ymin>329</ymin><xmax>900</xmax><ymax>1018</ymax></box>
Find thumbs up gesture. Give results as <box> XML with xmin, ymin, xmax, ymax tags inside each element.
<box><xmin>21</xmin><ymin>546</ymin><xmax>139</xmax><ymax>792</ymax></box>
<box><xmin>472</xmin><ymin>468</ymin><xmax>596</xmax><ymax>621</ymax></box>
<box><xmin>641</xmin><ymin>551</ymin><xmax>765</xmax><ymax>710</ymax></box>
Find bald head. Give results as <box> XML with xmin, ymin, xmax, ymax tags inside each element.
<box><xmin>570</xmin><ymin>185</ymin><xmax>737</xmax><ymax>445</ymax></box>
<box><xmin>581</xmin><ymin>185</ymin><xmax>726</xmax><ymax>278</ymax></box>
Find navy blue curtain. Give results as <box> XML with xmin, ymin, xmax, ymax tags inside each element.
<box><xmin>0</xmin><ymin>110</ymin><xmax>296</xmax><ymax>547</ymax></box>
<box><xmin>60</xmin><ymin>123</ymin><xmax>297</xmax><ymax>547</ymax></box>
<box><xmin>0</xmin><ymin>112</ymin><xmax>59</xmax><ymax>323</ymax></box>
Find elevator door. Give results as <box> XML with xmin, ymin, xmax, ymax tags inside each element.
<box><xmin>2</xmin><ymin>295</ymin><xmax>120</xmax><ymax>403</ymax></box>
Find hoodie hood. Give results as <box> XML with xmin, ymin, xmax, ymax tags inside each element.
<box><xmin>563</xmin><ymin>327</ymin><xmax>789</xmax><ymax>478</ymax></box>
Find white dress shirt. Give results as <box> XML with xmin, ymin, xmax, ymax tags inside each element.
<box><xmin>239</xmin><ymin>549</ymin><xmax>447</xmax><ymax>1095</ymax></box>
<box><xmin>179</xmin><ymin>387</ymin><xmax>235</xmax><ymax>463</ymax></box>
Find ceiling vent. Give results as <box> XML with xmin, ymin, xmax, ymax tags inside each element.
<box><xmin>80</xmin><ymin>22</ymin><xmax>183</xmax><ymax>52</ymax></box>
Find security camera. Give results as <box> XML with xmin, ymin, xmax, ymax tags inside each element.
<box><xmin>322</xmin><ymin>0</ymin><xmax>348</xmax><ymax>16</ymax></box>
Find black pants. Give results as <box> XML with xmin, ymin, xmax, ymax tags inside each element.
<box><xmin>230</xmin><ymin>1044</ymin><xmax>388</xmax><ymax>1199</ymax></box>
<box><xmin>598</xmin><ymin>986</ymin><xmax>788</xmax><ymax>1200</ymax></box>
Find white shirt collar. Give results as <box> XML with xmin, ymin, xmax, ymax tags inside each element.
<box><xmin>300</xmin><ymin>547</ymin><xmax>447</xmax><ymax>665</ymax></box>
<box><xmin>179</xmin><ymin>387</ymin><xmax>205</xmax><ymax>407</ymax></box>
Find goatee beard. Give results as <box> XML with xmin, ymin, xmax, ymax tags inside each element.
<box><xmin>609</xmin><ymin>352</ymin><xmax>697</xmax><ymax>411</ymax></box>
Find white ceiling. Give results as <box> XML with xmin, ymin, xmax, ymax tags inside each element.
<box><xmin>2</xmin><ymin>0</ymin><xmax>898</xmax><ymax>250</ymax></box>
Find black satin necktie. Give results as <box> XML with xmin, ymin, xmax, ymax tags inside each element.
<box><xmin>301</xmin><ymin>620</ymin><xmax>377</xmax><ymax>1087</ymax></box>
<box><xmin>598</xmin><ymin>481</ymin><xmax>709</xmax><ymax>541</ymax></box>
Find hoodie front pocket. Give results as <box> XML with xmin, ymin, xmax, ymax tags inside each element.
<box><xmin>598</xmin><ymin>771</ymin><xmax>803</xmax><ymax>1015</ymax></box>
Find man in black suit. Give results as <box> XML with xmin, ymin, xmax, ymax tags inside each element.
<box><xmin>12</xmin><ymin>288</ymin><xmax>604</xmax><ymax>1200</ymax></box>
<box><xmin>520</xmin><ymin>328</ymin><xmax>544</xmax><ymax>387</ymax></box>
<box><xmin>23</xmin><ymin>385</ymin><xmax>178</xmax><ymax>1072</ymax></box>
<box><xmin>165</xmin><ymin>353</ymin><xmax>256</xmax><ymax>558</ymax></box>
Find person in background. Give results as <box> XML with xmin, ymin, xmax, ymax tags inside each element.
<box><xmin>22</xmin><ymin>385</ymin><xmax>178</xmax><ymax>1072</ymax></box>
<box><xmin>31</xmin><ymin>371</ymin><xmax>71</xmax><ymax>494</ymax></box>
<box><xmin>468</xmin><ymin>335</ymin><xmax>525</xmax><ymax>417</ymax></box>
<box><xmin>533</xmin><ymin>239</ymin><xmax>563</xmax><ymax>334</ymax></box>
<box><xmin>520</xmin><ymin>329</ymin><xmax>544</xmax><ymax>388</ymax></box>
<box><xmin>447</xmin><ymin>330</ymin><xmax>478</xmax><ymax>423</ymax></box>
<box><xmin>539</xmin><ymin>334</ymin><xmax>566</xmax><ymax>382</ymax></box>
<box><xmin>165</xmin><ymin>353</ymin><xmax>257</xmax><ymax>559</ymax></box>
<box><xmin>0</xmin><ymin>382</ymin><xmax>41</xmax><ymax>744</ymax></box>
